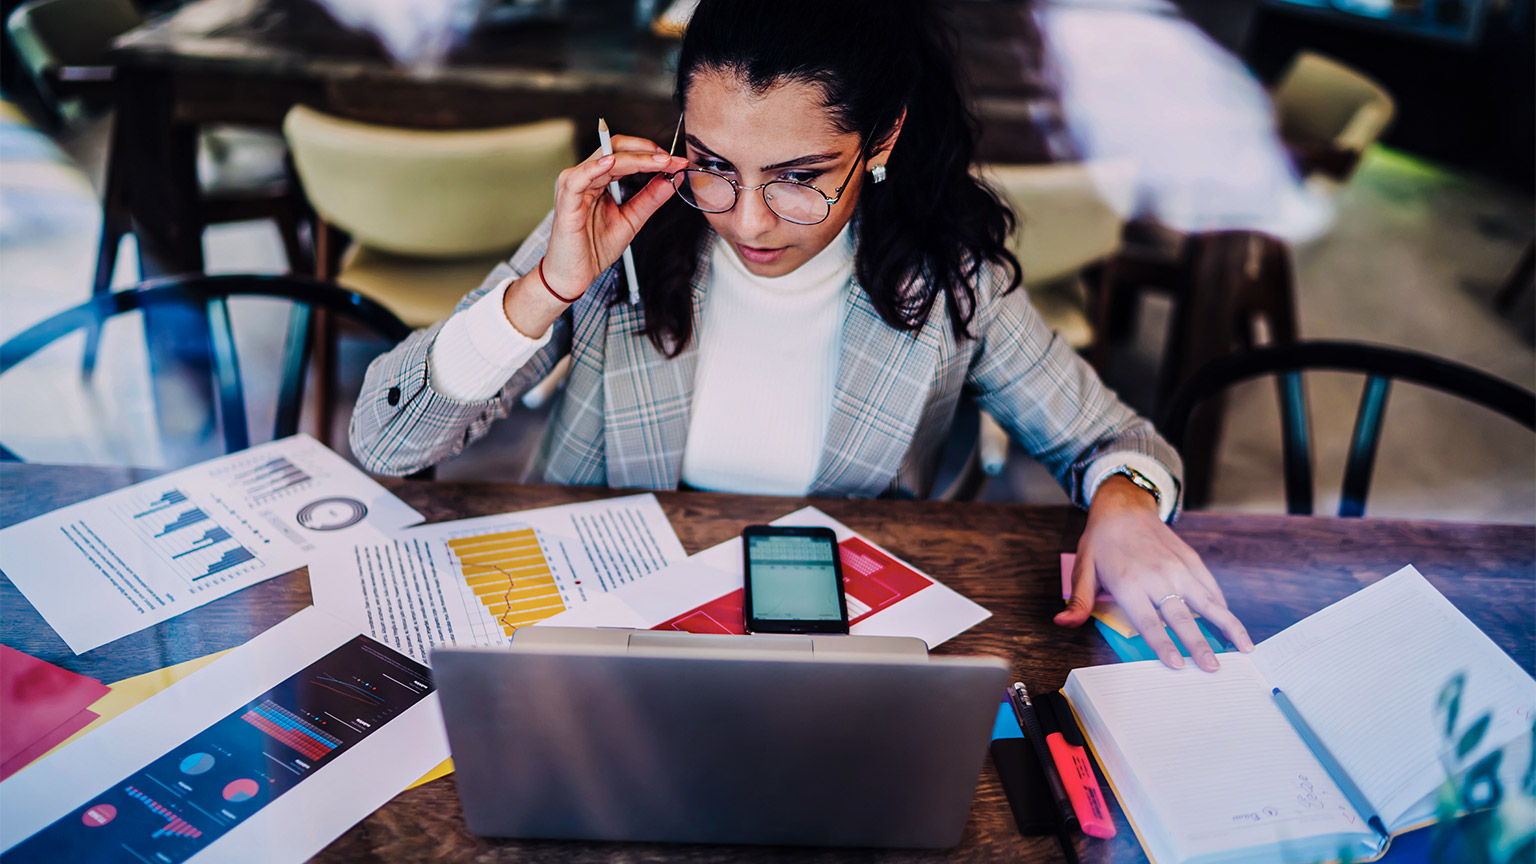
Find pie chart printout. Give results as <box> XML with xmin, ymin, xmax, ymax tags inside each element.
<box><xmin>0</xmin><ymin>636</ymin><xmax>434</xmax><ymax>864</ymax></box>
<box><xmin>179</xmin><ymin>753</ymin><xmax>215</xmax><ymax>776</ymax></box>
<box><xmin>80</xmin><ymin>805</ymin><xmax>115</xmax><ymax>828</ymax></box>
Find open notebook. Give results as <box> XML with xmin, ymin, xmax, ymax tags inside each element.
<box><xmin>1064</xmin><ymin>566</ymin><xmax>1536</xmax><ymax>864</ymax></box>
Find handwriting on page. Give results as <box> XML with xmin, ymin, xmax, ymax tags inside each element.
<box><xmin>1074</xmin><ymin>657</ymin><xmax>1362</xmax><ymax>859</ymax></box>
<box><xmin>1227</xmin><ymin>774</ymin><xmax>1351</xmax><ymax>827</ymax></box>
<box><xmin>1252</xmin><ymin>567</ymin><xmax>1536</xmax><ymax>826</ymax></box>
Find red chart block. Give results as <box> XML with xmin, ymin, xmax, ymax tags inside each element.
<box><xmin>652</xmin><ymin>537</ymin><xmax>933</xmax><ymax>634</ymax></box>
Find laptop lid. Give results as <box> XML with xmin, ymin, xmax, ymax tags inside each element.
<box><xmin>432</xmin><ymin>629</ymin><xmax>1009</xmax><ymax>849</ymax></box>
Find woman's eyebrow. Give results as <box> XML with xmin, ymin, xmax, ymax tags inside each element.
<box><xmin>762</xmin><ymin>153</ymin><xmax>842</xmax><ymax>171</ymax></box>
<box><xmin>686</xmin><ymin>134</ymin><xmax>842</xmax><ymax>171</ymax></box>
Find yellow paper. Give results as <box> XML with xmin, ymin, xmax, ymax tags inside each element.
<box><xmin>1090</xmin><ymin>601</ymin><xmax>1140</xmax><ymax>637</ymax></box>
<box><xmin>1090</xmin><ymin>601</ymin><xmax>1207</xmax><ymax>639</ymax></box>
<box><xmin>408</xmin><ymin>758</ymin><xmax>454</xmax><ymax>789</ymax></box>
<box><xmin>38</xmin><ymin>649</ymin><xmax>457</xmax><ymax>790</ymax></box>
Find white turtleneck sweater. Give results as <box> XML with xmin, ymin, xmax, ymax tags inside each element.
<box><xmin>678</xmin><ymin>227</ymin><xmax>852</xmax><ymax>494</ymax></box>
<box><xmin>425</xmin><ymin>226</ymin><xmax>1174</xmax><ymax>515</ymax></box>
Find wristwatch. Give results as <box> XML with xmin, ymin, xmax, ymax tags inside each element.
<box><xmin>1103</xmin><ymin>465</ymin><xmax>1162</xmax><ymax>507</ymax></box>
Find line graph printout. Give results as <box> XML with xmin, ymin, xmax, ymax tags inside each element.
<box><xmin>308</xmin><ymin>494</ymin><xmax>686</xmax><ymax>663</ymax></box>
<box><xmin>0</xmin><ymin>435</ymin><xmax>423</xmax><ymax>654</ymax></box>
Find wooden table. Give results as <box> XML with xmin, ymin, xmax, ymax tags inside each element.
<box><xmin>2</xmin><ymin>462</ymin><xmax>1531</xmax><ymax>862</ymax></box>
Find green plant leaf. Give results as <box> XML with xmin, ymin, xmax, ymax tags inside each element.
<box><xmin>1460</xmin><ymin>750</ymin><xmax>1504</xmax><ymax>811</ymax></box>
<box><xmin>1525</xmin><ymin>720</ymin><xmax>1536</xmax><ymax>797</ymax></box>
<box><xmin>1458</xmin><ymin>714</ymin><xmax>1492</xmax><ymax>760</ymax></box>
<box><xmin>1438</xmin><ymin>674</ymin><xmax>1466</xmax><ymax>740</ymax></box>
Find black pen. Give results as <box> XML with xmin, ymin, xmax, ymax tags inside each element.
<box><xmin>1009</xmin><ymin>681</ymin><xmax>1078</xmax><ymax>832</ymax></box>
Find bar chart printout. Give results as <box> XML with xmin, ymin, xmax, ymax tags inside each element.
<box><xmin>305</xmin><ymin>494</ymin><xmax>685</xmax><ymax>662</ymax></box>
<box><xmin>0</xmin><ymin>434</ymin><xmax>423</xmax><ymax>654</ymax></box>
<box><xmin>447</xmin><ymin>527</ymin><xmax>566</xmax><ymax>639</ymax></box>
<box><xmin>122</xmin><ymin>486</ymin><xmax>261</xmax><ymax>582</ymax></box>
<box><xmin>0</xmin><ymin>636</ymin><xmax>433</xmax><ymax>864</ymax></box>
<box><xmin>229</xmin><ymin>456</ymin><xmax>313</xmax><ymax>507</ymax></box>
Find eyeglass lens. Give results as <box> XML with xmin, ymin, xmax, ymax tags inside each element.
<box><xmin>671</xmin><ymin>171</ymin><xmax>830</xmax><ymax>225</ymax></box>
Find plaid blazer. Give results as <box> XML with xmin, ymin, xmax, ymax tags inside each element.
<box><xmin>350</xmin><ymin>213</ymin><xmax>1183</xmax><ymax>509</ymax></box>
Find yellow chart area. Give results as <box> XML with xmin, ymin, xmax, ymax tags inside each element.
<box><xmin>446</xmin><ymin>528</ymin><xmax>566</xmax><ymax>637</ymax></box>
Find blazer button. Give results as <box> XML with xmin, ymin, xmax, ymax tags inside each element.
<box><xmin>387</xmin><ymin>387</ymin><xmax>401</xmax><ymax>406</ymax></box>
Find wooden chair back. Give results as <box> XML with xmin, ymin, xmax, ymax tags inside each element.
<box><xmin>1160</xmin><ymin>341</ymin><xmax>1535</xmax><ymax>516</ymax></box>
<box><xmin>0</xmin><ymin>275</ymin><xmax>411</xmax><ymax>460</ymax></box>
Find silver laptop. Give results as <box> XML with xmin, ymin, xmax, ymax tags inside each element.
<box><xmin>432</xmin><ymin>628</ymin><xmax>1009</xmax><ymax>849</ymax></box>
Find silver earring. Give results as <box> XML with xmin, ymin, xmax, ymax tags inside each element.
<box><xmin>869</xmin><ymin>164</ymin><xmax>887</xmax><ymax>184</ymax></box>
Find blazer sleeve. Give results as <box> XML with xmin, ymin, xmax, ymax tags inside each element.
<box><xmin>348</xmin><ymin>212</ymin><xmax>573</xmax><ymax>476</ymax></box>
<box><xmin>964</xmin><ymin>268</ymin><xmax>1185</xmax><ymax>516</ymax></box>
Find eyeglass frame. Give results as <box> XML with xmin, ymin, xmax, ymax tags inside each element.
<box><xmin>664</xmin><ymin>114</ymin><xmax>874</xmax><ymax>226</ymax></box>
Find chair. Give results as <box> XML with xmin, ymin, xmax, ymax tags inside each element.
<box><xmin>282</xmin><ymin>106</ymin><xmax>576</xmax><ymax>430</ymax></box>
<box><xmin>1272</xmin><ymin>51</ymin><xmax>1396</xmax><ymax>182</ymax></box>
<box><xmin>981</xmin><ymin>159</ymin><xmax>1137</xmax><ymax>352</ymax></box>
<box><xmin>5</xmin><ymin>0</ymin><xmax>309</xmax><ymax>376</ymax></box>
<box><xmin>0</xmin><ymin>275</ymin><xmax>410</xmax><ymax>462</ymax></box>
<box><xmin>1159</xmin><ymin>341</ymin><xmax>1536</xmax><ymax>517</ymax></box>
<box><xmin>283</xmin><ymin>106</ymin><xmax>576</xmax><ymax>323</ymax></box>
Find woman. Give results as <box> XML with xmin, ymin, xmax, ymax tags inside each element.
<box><xmin>350</xmin><ymin>0</ymin><xmax>1253</xmax><ymax>670</ymax></box>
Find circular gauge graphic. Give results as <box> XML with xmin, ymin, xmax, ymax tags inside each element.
<box><xmin>81</xmin><ymin>804</ymin><xmax>116</xmax><ymax>827</ymax></box>
<box><xmin>223</xmin><ymin>778</ymin><xmax>259</xmax><ymax>803</ymax></box>
<box><xmin>179</xmin><ymin>752</ymin><xmax>215</xmax><ymax>775</ymax></box>
<box><xmin>295</xmin><ymin>497</ymin><xmax>367</xmax><ymax>531</ymax></box>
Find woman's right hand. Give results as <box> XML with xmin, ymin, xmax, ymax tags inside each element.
<box><xmin>502</xmin><ymin>136</ymin><xmax>687</xmax><ymax>337</ymax></box>
<box><xmin>540</xmin><ymin>136</ymin><xmax>690</xmax><ymax>300</ymax></box>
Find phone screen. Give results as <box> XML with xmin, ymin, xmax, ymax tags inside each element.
<box><xmin>745</xmin><ymin>532</ymin><xmax>844</xmax><ymax>623</ymax></box>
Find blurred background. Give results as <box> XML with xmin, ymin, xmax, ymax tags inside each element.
<box><xmin>0</xmin><ymin>0</ymin><xmax>1531</xmax><ymax>522</ymax></box>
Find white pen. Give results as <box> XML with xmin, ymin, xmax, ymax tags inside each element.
<box><xmin>597</xmin><ymin>118</ymin><xmax>642</xmax><ymax>305</ymax></box>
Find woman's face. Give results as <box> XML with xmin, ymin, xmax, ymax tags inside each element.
<box><xmin>681</xmin><ymin>69</ymin><xmax>869</xmax><ymax>278</ymax></box>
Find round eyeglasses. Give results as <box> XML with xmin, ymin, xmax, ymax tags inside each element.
<box><xmin>665</xmin><ymin>116</ymin><xmax>870</xmax><ymax>226</ymax></box>
<box><xmin>668</xmin><ymin>169</ymin><xmax>857</xmax><ymax>226</ymax></box>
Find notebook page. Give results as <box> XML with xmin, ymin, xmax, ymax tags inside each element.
<box><xmin>1252</xmin><ymin>566</ymin><xmax>1536</xmax><ymax>827</ymax></box>
<box><xmin>1068</xmin><ymin>656</ymin><xmax>1370</xmax><ymax>862</ymax></box>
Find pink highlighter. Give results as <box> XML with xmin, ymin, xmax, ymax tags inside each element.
<box><xmin>1043</xmin><ymin>690</ymin><xmax>1117</xmax><ymax>839</ymax></box>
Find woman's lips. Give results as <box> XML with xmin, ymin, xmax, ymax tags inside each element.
<box><xmin>736</xmin><ymin>243</ymin><xmax>787</xmax><ymax>265</ymax></box>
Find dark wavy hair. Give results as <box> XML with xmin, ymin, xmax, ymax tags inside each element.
<box><xmin>626</xmin><ymin>0</ymin><xmax>1022</xmax><ymax>357</ymax></box>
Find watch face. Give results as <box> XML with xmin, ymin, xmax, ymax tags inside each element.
<box><xmin>295</xmin><ymin>497</ymin><xmax>368</xmax><ymax>531</ymax></box>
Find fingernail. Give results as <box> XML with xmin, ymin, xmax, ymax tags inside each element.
<box><xmin>652</xmin><ymin>153</ymin><xmax>670</xmax><ymax>163</ymax></box>
<box><xmin>598</xmin><ymin>155</ymin><xmax>615</xmax><ymax>165</ymax></box>
<box><xmin>1163</xmin><ymin>651</ymin><xmax>1185</xmax><ymax>669</ymax></box>
<box><xmin>1199</xmin><ymin>653</ymin><xmax>1219</xmax><ymax>672</ymax></box>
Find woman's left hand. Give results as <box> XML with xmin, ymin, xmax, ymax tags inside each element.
<box><xmin>1055</xmin><ymin>475</ymin><xmax>1255</xmax><ymax>671</ymax></box>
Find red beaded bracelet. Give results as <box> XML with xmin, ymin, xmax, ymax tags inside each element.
<box><xmin>537</xmin><ymin>257</ymin><xmax>581</xmax><ymax>304</ymax></box>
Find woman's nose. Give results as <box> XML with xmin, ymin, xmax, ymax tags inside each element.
<box><xmin>731</xmin><ymin>185</ymin><xmax>779</xmax><ymax>239</ymax></box>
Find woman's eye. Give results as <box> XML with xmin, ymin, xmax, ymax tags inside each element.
<box><xmin>695</xmin><ymin>159</ymin><xmax>732</xmax><ymax>174</ymax></box>
<box><xmin>780</xmin><ymin>171</ymin><xmax>822</xmax><ymax>184</ymax></box>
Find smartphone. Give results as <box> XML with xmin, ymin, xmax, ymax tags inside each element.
<box><xmin>741</xmin><ymin>525</ymin><xmax>849</xmax><ymax>634</ymax></box>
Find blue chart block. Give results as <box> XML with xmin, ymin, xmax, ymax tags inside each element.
<box><xmin>1093</xmin><ymin>618</ymin><xmax>1233</xmax><ymax>664</ymax></box>
<box><xmin>991</xmin><ymin>701</ymin><xmax>1024</xmax><ymax>741</ymax></box>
